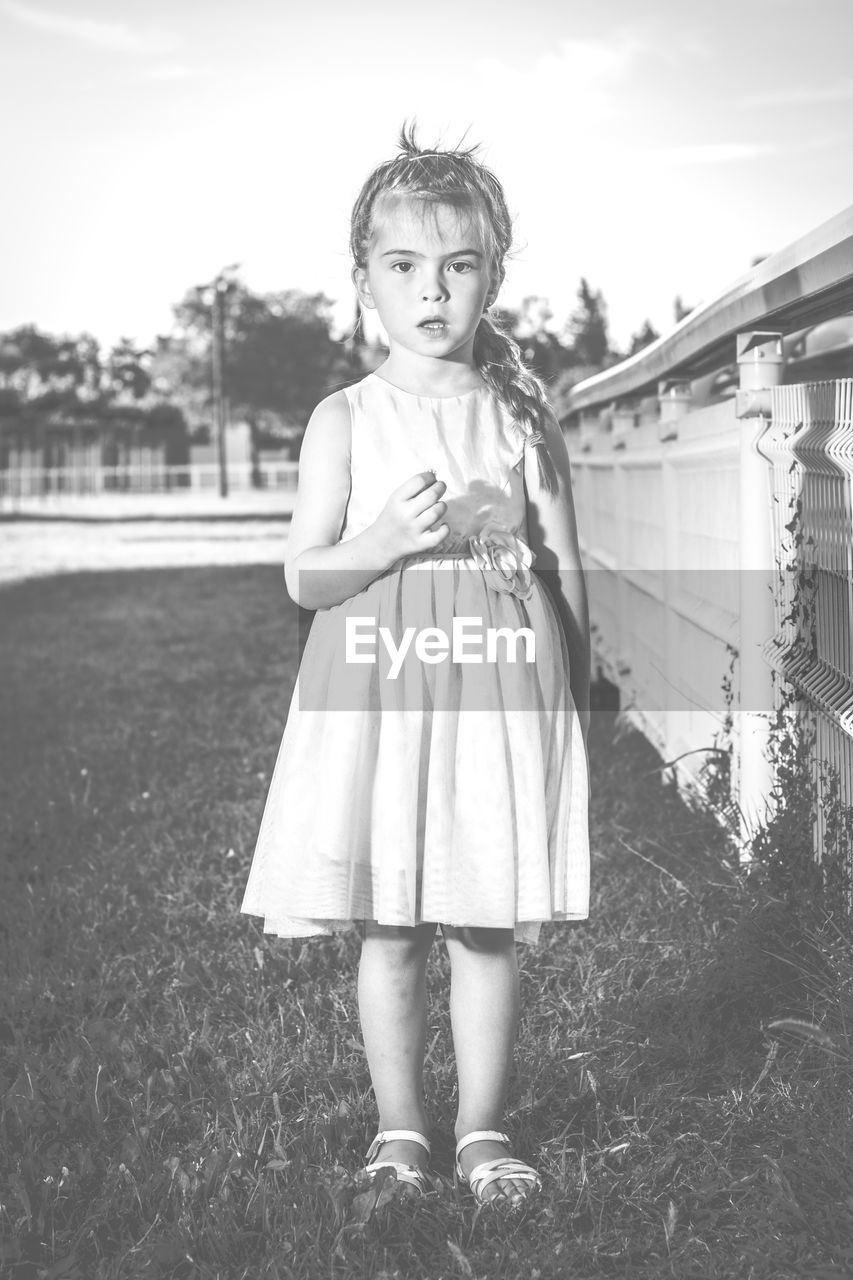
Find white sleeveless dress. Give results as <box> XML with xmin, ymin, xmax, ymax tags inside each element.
<box><xmin>240</xmin><ymin>371</ymin><xmax>590</xmax><ymax>944</ymax></box>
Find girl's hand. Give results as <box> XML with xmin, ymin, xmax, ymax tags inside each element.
<box><xmin>372</xmin><ymin>470</ymin><xmax>450</xmax><ymax>561</ymax></box>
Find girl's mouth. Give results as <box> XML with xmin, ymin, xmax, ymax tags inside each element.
<box><xmin>419</xmin><ymin>320</ymin><xmax>447</xmax><ymax>333</ymax></box>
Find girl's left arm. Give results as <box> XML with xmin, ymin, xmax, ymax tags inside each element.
<box><xmin>523</xmin><ymin>407</ymin><xmax>591</xmax><ymax>744</ymax></box>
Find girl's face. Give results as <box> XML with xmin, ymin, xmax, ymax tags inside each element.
<box><xmin>353</xmin><ymin>196</ymin><xmax>502</xmax><ymax>367</ymax></box>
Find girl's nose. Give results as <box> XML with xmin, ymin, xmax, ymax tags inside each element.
<box><xmin>421</xmin><ymin>272</ymin><xmax>449</xmax><ymax>302</ymax></box>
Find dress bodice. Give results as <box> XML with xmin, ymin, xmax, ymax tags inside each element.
<box><xmin>338</xmin><ymin>372</ymin><xmax>531</xmax><ymax>556</ymax></box>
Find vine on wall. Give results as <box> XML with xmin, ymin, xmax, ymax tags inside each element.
<box><xmin>696</xmin><ymin>457</ymin><xmax>853</xmax><ymax>917</ymax></box>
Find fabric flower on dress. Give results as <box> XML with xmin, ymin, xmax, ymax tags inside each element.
<box><xmin>469</xmin><ymin>521</ymin><xmax>536</xmax><ymax>600</ymax></box>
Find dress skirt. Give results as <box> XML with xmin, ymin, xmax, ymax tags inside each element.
<box><xmin>240</xmin><ymin>551</ymin><xmax>590</xmax><ymax>946</ymax></box>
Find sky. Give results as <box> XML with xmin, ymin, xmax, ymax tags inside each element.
<box><xmin>0</xmin><ymin>0</ymin><xmax>851</xmax><ymax>354</ymax></box>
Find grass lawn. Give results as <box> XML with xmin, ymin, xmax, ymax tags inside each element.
<box><xmin>1</xmin><ymin>567</ymin><xmax>850</xmax><ymax>1280</ymax></box>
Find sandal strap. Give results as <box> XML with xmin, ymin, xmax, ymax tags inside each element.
<box><xmin>362</xmin><ymin>1160</ymin><xmax>431</xmax><ymax>1192</ymax></box>
<box><xmin>467</xmin><ymin>1157</ymin><xmax>541</xmax><ymax>1199</ymax></box>
<box><xmin>364</xmin><ymin>1129</ymin><xmax>431</xmax><ymax>1163</ymax></box>
<box><xmin>454</xmin><ymin>1130</ymin><xmax>510</xmax><ymax>1160</ymax></box>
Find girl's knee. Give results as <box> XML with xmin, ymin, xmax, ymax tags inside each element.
<box><xmin>359</xmin><ymin>920</ymin><xmax>437</xmax><ymax>963</ymax></box>
<box><xmin>441</xmin><ymin>924</ymin><xmax>516</xmax><ymax>954</ymax></box>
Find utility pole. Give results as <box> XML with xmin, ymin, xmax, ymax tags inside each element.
<box><xmin>347</xmin><ymin>295</ymin><xmax>362</xmax><ymax>367</ymax></box>
<box><xmin>197</xmin><ymin>264</ymin><xmax>240</xmax><ymax>499</ymax></box>
<box><xmin>211</xmin><ymin>278</ymin><xmax>231</xmax><ymax>498</ymax></box>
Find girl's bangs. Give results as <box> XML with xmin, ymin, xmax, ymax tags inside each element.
<box><xmin>370</xmin><ymin>189</ymin><xmax>496</xmax><ymax>262</ymax></box>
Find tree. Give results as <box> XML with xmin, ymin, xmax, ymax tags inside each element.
<box><xmin>673</xmin><ymin>295</ymin><xmax>694</xmax><ymax>324</ymax></box>
<box><xmin>512</xmin><ymin>296</ymin><xmax>575</xmax><ymax>384</ymax></box>
<box><xmin>148</xmin><ymin>333</ymin><xmax>211</xmax><ymax>443</ymax></box>
<box><xmin>627</xmin><ymin>319</ymin><xmax>660</xmax><ymax>357</ymax></box>
<box><xmin>167</xmin><ymin>278</ymin><xmax>356</xmax><ymax>481</ymax></box>
<box><xmin>106</xmin><ymin>338</ymin><xmax>152</xmax><ymax>401</ymax></box>
<box><xmin>564</xmin><ymin>278</ymin><xmax>612</xmax><ymax>368</ymax></box>
<box><xmin>0</xmin><ymin>325</ymin><xmax>189</xmax><ymax>486</ymax></box>
<box><xmin>0</xmin><ymin>326</ymin><xmax>101</xmax><ymax>405</ymax></box>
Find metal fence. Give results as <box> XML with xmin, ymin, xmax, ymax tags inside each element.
<box><xmin>0</xmin><ymin>459</ymin><xmax>300</xmax><ymax>504</ymax></box>
<box><xmin>763</xmin><ymin>379</ymin><xmax>853</xmax><ymax>860</ymax></box>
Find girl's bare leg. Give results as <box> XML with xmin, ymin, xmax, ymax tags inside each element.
<box><xmin>442</xmin><ymin>925</ymin><xmax>531</xmax><ymax>1206</ymax></box>
<box><xmin>357</xmin><ymin>921</ymin><xmax>437</xmax><ymax>1178</ymax></box>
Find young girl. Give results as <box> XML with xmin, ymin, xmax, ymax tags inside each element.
<box><xmin>241</xmin><ymin>122</ymin><xmax>591</xmax><ymax>1211</ymax></box>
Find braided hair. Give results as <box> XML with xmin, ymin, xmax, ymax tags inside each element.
<box><xmin>349</xmin><ymin>120</ymin><xmax>559</xmax><ymax>495</ymax></box>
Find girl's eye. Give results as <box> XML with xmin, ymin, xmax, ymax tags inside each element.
<box><xmin>390</xmin><ymin>261</ymin><xmax>476</xmax><ymax>274</ymax></box>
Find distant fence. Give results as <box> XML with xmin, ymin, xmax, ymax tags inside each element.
<box><xmin>0</xmin><ymin>460</ymin><xmax>300</xmax><ymax>506</ymax></box>
<box><xmin>564</xmin><ymin>202</ymin><xmax>853</xmax><ymax>867</ymax></box>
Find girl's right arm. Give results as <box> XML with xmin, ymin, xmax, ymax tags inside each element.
<box><xmin>284</xmin><ymin>390</ymin><xmax>449</xmax><ymax>610</ymax></box>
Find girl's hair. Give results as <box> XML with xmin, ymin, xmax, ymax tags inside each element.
<box><xmin>349</xmin><ymin>120</ymin><xmax>560</xmax><ymax>495</ymax></box>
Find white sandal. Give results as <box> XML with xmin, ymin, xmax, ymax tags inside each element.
<box><xmin>454</xmin><ymin>1130</ymin><xmax>542</xmax><ymax>1207</ymax></box>
<box><xmin>362</xmin><ymin>1129</ymin><xmax>432</xmax><ymax>1196</ymax></box>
